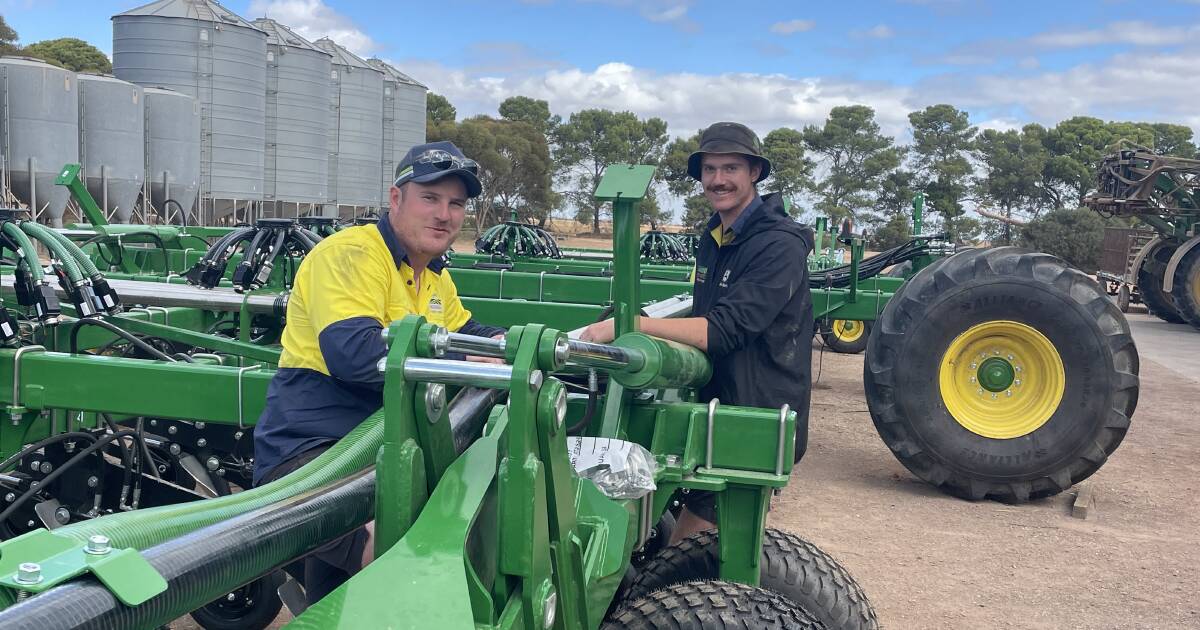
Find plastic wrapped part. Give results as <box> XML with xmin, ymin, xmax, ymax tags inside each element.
<box><xmin>566</xmin><ymin>437</ymin><xmax>658</xmax><ymax>500</ymax></box>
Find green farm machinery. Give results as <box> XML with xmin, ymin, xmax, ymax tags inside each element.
<box><xmin>1084</xmin><ymin>147</ymin><xmax>1200</xmax><ymax>329</ymax></box>
<box><xmin>0</xmin><ymin>157</ymin><xmax>1143</xmax><ymax>629</ymax></box>
<box><xmin>0</xmin><ymin>164</ymin><xmax>876</xmax><ymax>629</ymax></box>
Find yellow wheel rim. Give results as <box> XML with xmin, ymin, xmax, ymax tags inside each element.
<box><xmin>938</xmin><ymin>321</ymin><xmax>1065</xmax><ymax>439</ymax></box>
<box><xmin>832</xmin><ymin>320</ymin><xmax>865</xmax><ymax>343</ymax></box>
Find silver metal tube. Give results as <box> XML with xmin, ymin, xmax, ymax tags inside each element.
<box><xmin>445</xmin><ymin>332</ymin><xmax>506</xmax><ymax>358</ymax></box>
<box><xmin>566</xmin><ymin>339</ymin><xmax>646</xmax><ymax>372</ymax></box>
<box><xmin>0</xmin><ymin>276</ymin><xmax>285</xmax><ymax>315</ymax></box>
<box><xmin>401</xmin><ymin>358</ymin><xmax>514</xmax><ymax>389</ymax></box>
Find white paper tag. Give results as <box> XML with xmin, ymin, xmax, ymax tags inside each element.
<box><xmin>566</xmin><ymin>437</ymin><xmax>637</xmax><ymax>474</ymax></box>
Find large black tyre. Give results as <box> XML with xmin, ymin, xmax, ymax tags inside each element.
<box><xmin>1168</xmin><ymin>242</ymin><xmax>1200</xmax><ymax>330</ymax></box>
<box><xmin>864</xmin><ymin>247</ymin><xmax>1140</xmax><ymax>502</ymax></box>
<box><xmin>189</xmin><ymin>572</ymin><xmax>284</xmax><ymax>630</ymax></box>
<box><xmin>604</xmin><ymin>581</ymin><xmax>825</xmax><ymax>630</ymax></box>
<box><xmin>624</xmin><ymin>529</ymin><xmax>877</xmax><ymax>630</ymax></box>
<box><xmin>1137</xmin><ymin>241</ymin><xmax>1185</xmax><ymax>324</ymax></box>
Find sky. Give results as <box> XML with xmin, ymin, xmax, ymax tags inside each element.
<box><xmin>5</xmin><ymin>0</ymin><xmax>1200</xmax><ymax>142</ymax></box>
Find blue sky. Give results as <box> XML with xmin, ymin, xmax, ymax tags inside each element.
<box><xmin>5</xmin><ymin>0</ymin><xmax>1200</xmax><ymax>139</ymax></box>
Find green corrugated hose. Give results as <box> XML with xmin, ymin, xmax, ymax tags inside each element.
<box><xmin>28</xmin><ymin>222</ymin><xmax>103</xmax><ymax>279</ymax></box>
<box><xmin>18</xmin><ymin>222</ymin><xmax>86</xmax><ymax>283</ymax></box>
<box><xmin>1</xmin><ymin>223</ymin><xmax>48</xmax><ymax>284</ymax></box>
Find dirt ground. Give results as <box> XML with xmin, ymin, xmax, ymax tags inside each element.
<box><xmin>771</xmin><ymin>341</ymin><xmax>1200</xmax><ymax>630</ymax></box>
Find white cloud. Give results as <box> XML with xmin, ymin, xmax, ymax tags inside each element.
<box><xmin>770</xmin><ymin>20</ymin><xmax>816</xmax><ymax>35</ymax></box>
<box><xmin>855</xmin><ymin>24</ymin><xmax>894</xmax><ymax>39</ymax></box>
<box><xmin>586</xmin><ymin>0</ymin><xmax>697</xmax><ymax>30</ymax></box>
<box><xmin>248</xmin><ymin>0</ymin><xmax>377</xmax><ymax>56</ymax></box>
<box><xmin>401</xmin><ymin>60</ymin><xmax>916</xmax><ymax>138</ymax></box>
<box><xmin>1029</xmin><ymin>20</ymin><xmax>1200</xmax><ymax>48</ymax></box>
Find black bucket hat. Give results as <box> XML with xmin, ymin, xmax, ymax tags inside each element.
<box><xmin>394</xmin><ymin>140</ymin><xmax>483</xmax><ymax>198</ymax></box>
<box><xmin>687</xmin><ymin>122</ymin><xmax>772</xmax><ymax>183</ymax></box>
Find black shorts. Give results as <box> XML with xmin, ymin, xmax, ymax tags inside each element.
<box><xmin>258</xmin><ymin>445</ymin><xmax>370</xmax><ymax>605</ymax></box>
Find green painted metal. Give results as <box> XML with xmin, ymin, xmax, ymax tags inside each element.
<box><xmin>610</xmin><ymin>333</ymin><xmax>711</xmax><ymax>390</ymax></box>
<box><xmin>55</xmin><ymin>164</ymin><xmax>106</xmax><ymax>227</ymax></box>
<box><xmin>594</xmin><ymin>164</ymin><xmax>656</xmax><ymax>340</ymax></box>
<box><xmin>978</xmin><ymin>357</ymin><xmax>1015</xmax><ymax>392</ymax></box>
<box><xmin>0</xmin><ymin>529</ymin><xmax>166</xmax><ymax>605</ymax></box>
<box><xmin>912</xmin><ymin>192</ymin><xmax>925</xmax><ymax>235</ymax></box>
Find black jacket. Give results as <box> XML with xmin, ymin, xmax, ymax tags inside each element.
<box><xmin>694</xmin><ymin>193</ymin><xmax>814</xmax><ymax>453</ymax></box>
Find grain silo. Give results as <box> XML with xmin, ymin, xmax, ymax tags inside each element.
<box><xmin>252</xmin><ymin>18</ymin><xmax>331</xmax><ymax>217</ymax></box>
<box><xmin>313</xmin><ymin>38</ymin><xmax>384</xmax><ymax>217</ymax></box>
<box><xmin>0</xmin><ymin>57</ymin><xmax>78</xmax><ymax>227</ymax></box>
<box><xmin>112</xmin><ymin>0</ymin><xmax>267</xmax><ymax>224</ymax></box>
<box><xmin>367</xmin><ymin>58</ymin><xmax>427</xmax><ymax>201</ymax></box>
<box><xmin>77</xmin><ymin>74</ymin><xmax>144</xmax><ymax>223</ymax></box>
<box><xmin>144</xmin><ymin>87</ymin><xmax>201</xmax><ymax>224</ymax></box>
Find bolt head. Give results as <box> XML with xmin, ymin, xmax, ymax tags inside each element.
<box><xmin>991</xmin><ymin>393</ymin><xmax>998</xmax><ymax>399</ymax></box>
<box><xmin>16</xmin><ymin>563</ymin><xmax>42</xmax><ymax>585</ymax></box>
<box><xmin>3</xmin><ymin>493</ymin><xmax>13</xmax><ymax>502</ymax></box>
<box><xmin>234</xmin><ymin>432</ymin><xmax>244</xmax><ymax>440</ymax></box>
<box><xmin>969</xmin><ymin>363</ymin><xmax>977</xmax><ymax>369</ymax></box>
<box><xmin>206</xmin><ymin>456</ymin><xmax>220</xmax><ymax>471</ymax></box>
<box><xmin>1006</xmin><ymin>390</ymin><xmax>1013</xmax><ymax>397</ymax></box>
<box><xmin>542</xmin><ymin>590</ymin><xmax>558</xmax><ymax>629</ymax></box>
<box><xmin>528</xmin><ymin>370</ymin><xmax>544</xmax><ymax>391</ymax></box>
<box><xmin>425</xmin><ymin>383</ymin><xmax>447</xmax><ymax>422</ymax></box>
<box><xmin>554</xmin><ymin>388</ymin><xmax>567</xmax><ymax>428</ymax></box>
<box><xmin>169</xmin><ymin>443</ymin><xmax>181</xmax><ymax>456</ymax></box>
<box><xmin>553</xmin><ymin>337</ymin><xmax>570</xmax><ymax>365</ymax></box>
<box><xmin>977</xmin><ymin>388</ymin><xmax>984</xmax><ymax>395</ymax></box>
<box><xmin>195</xmin><ymin>422</ymin><xmax>206</xmax><ymax>430</ymax></box>
<box><xmin>1014</xmin><ymin>379</ymin><xmax>1022</xmax><ymax>386</ymax></box>
<box><xmin>226</xmin><ymin>592</ymin><xmax>238</xmax><ymax>602</ymax></box>
<box><xmin>167</xmin><ymin>425</ymin><xmax>178</xmax><ymax>435</ymax></box>
<box><xmin>54</xmin><ymin>507</ymin><xmax>70</xmax><ymax>525</ymax></box>
<box><xmin>969</xmin><ymin>376</ymin><xmax>976</xmax><ymax>383</ymax></box>
<box><xmin>86</xmin><ymin>476</ymin><xmax>99</xmax><ymax>488</ymax></box>
<box><xmin>666</xmin><ymin>454</ymin><xmax>680</xmax><ymax>466</ymax></box>
<box><xmin>1007</xmin><ymin>354</ymin><xmax>1014</xmax><ymax>361</ymax></box>
<box><xmin>39</xmin><ymin>461</ymin><xmax>51</xmax><ymax>474</ymax></box>
<box><xmin>85</xmin><ymin>535</ymin><xmax>111</xmax><ymax>555</ymax></box>
<box><xmin>196</xmin><ymin>438</ymin><xmax>208</xmax><ymax>448</ymax></box>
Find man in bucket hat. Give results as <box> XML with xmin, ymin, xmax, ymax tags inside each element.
<box><xmin>254</xmin><ymin>141</ymin><xmax>505</xmax><ymax>606</ymax></box>
<box><xmin>583</xmin><ymin>122</ymin><xmax>814</xmax><ymax>539</ymax></box>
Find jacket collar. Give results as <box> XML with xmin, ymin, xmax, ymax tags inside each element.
<box><xmin>706</xmin><ymin>195</ymin><xmax>764</xmax><ymax>240</ymax></box>
<box><xmin>377</xmin><ymin>213</ymin><xmax>447</xmax><ymax>274</ymax></box>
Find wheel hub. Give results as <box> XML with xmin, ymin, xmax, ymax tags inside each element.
<box><xmin>938</xmin><ymin>320</ymin><xmax>1066</xmax><ymax>439</ymax></box>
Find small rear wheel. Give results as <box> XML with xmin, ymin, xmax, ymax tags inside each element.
<box><xmin>1136</xmin><ymin>240</ymin><xmax>1184</xmax><ymax>323</ymax></box>
<box><xmin>604</xmin><ymin>581</ymin><xmax>824</xmax><ymax>630</ymax></box>
<box><xmin>1169</xmin><ymin>243</ymin><xmax>1200</xmax><ymax>329</ymax></box>
<box><xmin>190</xmin><ymin>572</ymin><xmax>284</xmax><ymax>630</ymax></box>
<box><xmin>1116</xmin><ymin>284</ymin><xmax>1130</xmax><ymax>313</ymax></box>
<box><xmin>820</xmin><ymin>320</ymin><xmax>871</xmax><ymax>354</ymax></box>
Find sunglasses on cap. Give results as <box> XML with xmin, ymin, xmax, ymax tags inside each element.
<box><xmin>394</xmin><ymin>149</ymin><xmax>480</xmax><ymax>186</ymax></box>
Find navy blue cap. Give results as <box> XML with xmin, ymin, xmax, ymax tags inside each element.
<box><xmin>394</xmin><ymin>141</ymin><xmax>483</xmax><ymax>198</ymax></box>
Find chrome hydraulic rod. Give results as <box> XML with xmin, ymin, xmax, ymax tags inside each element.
<box><xmin>387</xmin><ymin>358</ymin><xmax>515</xmax><ymax>389</ymax></box>
<box><xmin>565</xmin><ymin>339</ymin><xmax>646</xmax><ymax>372</ymax></box>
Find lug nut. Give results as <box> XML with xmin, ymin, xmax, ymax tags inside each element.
<box><xmin>206</xmin><ymin>456</ymin><xmax>220</xmax><ymax>471</ymax></box>
<box><xmin>86</xmin><ymin>476</ymin><xmax>99</xmax><ymax>488</ymax></box>
<box><xmin>39</xmin><ymin>462</ymin><xmax>52</xmax><ymax>474</ymax></box>
<box><xmin>85</xmin><ymin>535</ymin><xmax>111</xmax><ymax>555</ymax></box>
<box><xmin>169</xmin><ymin>443</ymin><xmax>181</xmax><ymax>456</ymax></box>
<box><xmin>167</xmin><ymin>425</ymin><xmax>177</xmax><ymax>435</ymax></box>
<box><xmin>54</xmin><ymin>507</ymin><xmax>70</xmax><ymax>525</ymax></box>
<box><xmin>3</xmin><ymin>493</ymin><xmax>13</xmax><ymax>502</ymax></box>
<box><xmin>196</xmin><ymin>438</ymin><xmax>207</xmax><ymax>448</ymax></box>
<box><xmin>195</xmin><ymin>422</ymin><xmax>206</xmax><ymax>430</ymax></box>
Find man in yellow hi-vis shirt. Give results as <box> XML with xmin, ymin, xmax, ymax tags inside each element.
<box><xmin>253</xmin><ymin>141</ymin><xmax>503</xmax><ymax>605</ymax></box>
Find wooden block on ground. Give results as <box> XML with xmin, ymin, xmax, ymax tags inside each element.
<box><xmin>1071</xmin><ymin>480</ymin><xmax>1094</xmax><ymax>520</ymax></box>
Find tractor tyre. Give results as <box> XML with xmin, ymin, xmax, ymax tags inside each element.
<box><xmin>1117</xmin><ymin>284</ymin><xmax>1130</xmax><ymax>313</ymax></box>
<box><xmin>190</xmin><ymin>571</ymin><xmax>284</xmax><ymax>630</ymax></box>
<box><xmin>820</xmin><ymin>320</ymin><xmax>871</xmax><ymax>354</ymax></box>
<box><xmin>1137</xmin><ymin>241</ymin><xmax>1185</xmax><ymax>324</ymax></box>
<box><xmin>604</xmin><ymin>581</ymin><xmax>824</xmax><ymax>630</ymax></box>
<box><xmin>864</xmin><ymin>247</ymin><xmax>1140</xmax><ymax>502</ymax></box>
<box><xmin>624</xmin><ymin>529</ymin><xmax>877</xmax><ymax>630</ymax></box>
<box><xmin>1169</xmin><ymin>244</ymin><xmax>1200</xmax><ymax>330</ymax></box>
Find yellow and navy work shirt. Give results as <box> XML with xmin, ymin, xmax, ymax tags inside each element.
<box><xmin>253</xmin><ymin>215</ymin><xmax>503</xmax><ymax>483</ymax></box>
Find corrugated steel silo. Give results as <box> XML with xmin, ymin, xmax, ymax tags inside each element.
<box><xmin>0</xmin><ymin>57</ymin><xmax>78</xmax><ymax>226</ymax></box>
<box><xmin>144</xmin><ymin>87</ymin><xmax>200</xmax><ymax>223</ymax></box>
<box><xmin>253</xmin><ymin>18</ymin><xmax>331</xmax><ymax>213</ymax></box>
<box><xmin>367</xmin><ymin>58</ymin><xmax>427</xmax><ymax>200</ymax></box>
<box><xmin>313</xmin><ymin>38</ymin><xmax>384</xmax><ymax>214</ymax></box>
<box><xmin>77</xmin><ymin>74</ymin><xmax>144</xmax><ymax>223</ymax></box>
<box><xmin>112</xmin><ymin>0</ymin><xmax>267</xmax><ymax>220</ymax></box>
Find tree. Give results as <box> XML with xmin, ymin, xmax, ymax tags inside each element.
<box><xmin>870</xmin><ymin>213</ymin><xmax>911</xmax><ymax>250</ymax></box>
<box><xmin>876</xmin><ymin>168</ymin><xmax>917</xmax><ymax>219</ymax></box>
<box><xmin>555</xmin><ymin>109</ymin><xmax>668</xmax><ymax>233</ymax></box>
<box><xmin>429</xmin><ymin>116</ymin><xmax>553</xmax><ymax>232</ymax></box>
<box><xmin>0</xmin><ymin>16</ymin><xmax>18</xmax><ymax>56</ymax></box>
<box><xmin>1142</xmin><ymin>122</ymin><xmax>1197</xmax><ymax>158</ymax></box>
<box><xmin>426</xmin><ymin>93</ymin><xmax>457</xmax><ymax>129</ymax></box>
<box><xmin>22</xmin><ymin>38</ymin><xmax>111</xmax><ymax>73</ymax></box>
<box><xmin>908</xmin><ymin>104</ymin><xmax>976</xmax><ymax>242</ymax></box>
<box><xmin>498</xmin><ymin>96</ymin><xmax>561</xmax><ymax>139</ymax></box>
<box><xmin>1043</xmin><ymin>116</ymin><xmax>1153</xmax><ymax>206</ymax></box>
<box><xmin>680</xmin><ymin>193</ymin><xmax>711</xmax><ymax>232</ymax></box>
<box><xmin>974</xmin><ymin>127</ymin><xmax>1048</xmax><ymax>245</ymax></box>
<box><xmin>1017</xmin><ymin>207</ymin><xmax>1108</xmax><ymax>273</ymax></box>
<box><xmin>762</xmin><ymin>127</ymin><xmax>814</xmax><ymax>217</ymax></box>
<box><xmin>660</xmin><ymin>132</ymin><xmax>702</xmax><ymax>199</ymax></box>
<box><xmin>638</xmin><ymin>188</ymin><xmax>670</xmax><ymax>229</ymax></box>
<box><xmin>803</xmin><ymin>105</ymin><xmax>901</xmax><ymax>224</ymax></box>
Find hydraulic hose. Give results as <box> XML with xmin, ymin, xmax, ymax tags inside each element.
<box><xmin>31</xmin><ymin>224</ymin><xmax>102</xmax><ymax>279</ymax></box>
<box><xmin>17</xmin><ymin>222</ymin><xmax>85</xmax><ymax>284</ymax></box>
<box><xmin>1</xmin><ymin>224</ymin><xmax>48</xmax><ymax>284</ymax></box>
<box><xmin>0</xmin><ymin>469</ymin><xmax>376</xmax><ymax>630</ymax></box>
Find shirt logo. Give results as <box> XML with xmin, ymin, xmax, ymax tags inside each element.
<box><xmin>719</xmin><ymin>269</ymin><xmax>731</xmax><ymax>287</ymax></box>
<box><xmin>428</xmin><ymin>293</ymin><xmax>444</xmax><ymax>314</ymax></box>
<box><xmin>695</xmin><ymin>266</ymin><xmax>707</xmax><ymax>283</ymax></box>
